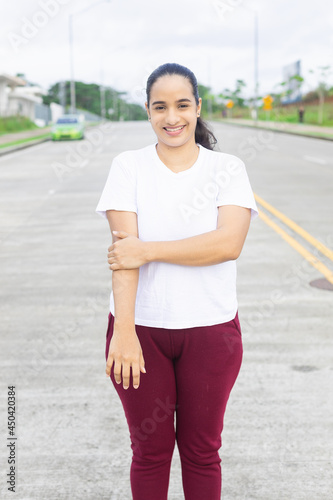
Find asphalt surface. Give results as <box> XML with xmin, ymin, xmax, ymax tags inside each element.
<box><xmin>0</xmin><ymin>121</ymin><xmax>332</xmax><ymax>499</ymax></box>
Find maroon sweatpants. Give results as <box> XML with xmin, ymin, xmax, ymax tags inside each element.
<box><xmin>105</xmin><ymin>312</ymin><xmax>243</xmax><ymax>500</ymax></box>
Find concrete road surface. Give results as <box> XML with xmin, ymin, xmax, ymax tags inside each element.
<box><xmin>0</xmin><ymin>121</ymin><xmax>332</xmax><ymax>499</ymax></box>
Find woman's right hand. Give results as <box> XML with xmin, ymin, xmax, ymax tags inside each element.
<box><xmin>106</xmin><ymin>321</ymin><xmax>146</xmax><ymax>390</ymax></box>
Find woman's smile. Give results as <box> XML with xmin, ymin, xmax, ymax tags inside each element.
<box><xmin>163</xmin><ymin>125</ymin><xmax>186</xmax><ymax>135</ymax></box>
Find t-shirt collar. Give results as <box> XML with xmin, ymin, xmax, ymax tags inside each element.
<box><xmin>152</xmin><ymin>143</ymin><xmax>203</xmax><ymax>177</ymax></box>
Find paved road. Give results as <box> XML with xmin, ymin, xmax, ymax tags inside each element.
<box><xmin>0</xmin><ymin>121</ymin><xmax>332</xmax><ymax>499</ymax></box>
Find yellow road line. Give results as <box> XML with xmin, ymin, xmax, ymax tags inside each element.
<box><xmin>254</xmin><ymin>193</ymin><xmax>333</xmax><ymax>262</ymax></box>
<box><xmin>258</xmin><ymin>210</ymin><xmax>333</xmax><ymax>284</ymax></box>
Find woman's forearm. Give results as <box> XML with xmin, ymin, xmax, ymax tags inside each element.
<box><xmin>106</xmin><ymin>210</ymin><xmax>139</xmax><ymax>326</ymax></box>
<box><xmin>108</xmin><ymin>207</ymin><xmax>251</xmax><ymax>269</ymax></box>
<box><xmin>145</xmin><ymin>228</ymin><xmax>238</xmax><ymax>267</ymax></box>
<box><xmin>112</xmin><ymin>268</ymin><xmax>139</xmax><ymax>327</ymax></box>
<box><xmin>143</xmin><ymin>206</ymin><xmax>251</xmax><ymax>267</ymax></box>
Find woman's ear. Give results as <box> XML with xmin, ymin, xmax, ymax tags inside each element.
<box><xmin>197</xmin><ymin>97</ymin><xmax>202</xmax><ymax>117</ymax></box>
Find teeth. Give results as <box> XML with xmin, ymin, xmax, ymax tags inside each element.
<box><xmin>165</xmin><ymin>126</ymin><xmax>184</xmax><ymax>132</ymax></box>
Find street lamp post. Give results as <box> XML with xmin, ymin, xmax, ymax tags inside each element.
<box><xmin>254</xmin><ymin>10</ymin><xmax>259</xmax><ymax>126</ymax></box>
<box><xmin>69</xmin><ymin>14</ymin><xmax>75</xmax><ymax>114</ymax></box>
<box><xmin>68</xmin><ymin>0</ymin><xmax>111</xmax><ymax>115</ymax></box>
<box><xmin>242</xmin><ymin>6</ymin><xmax>259</xmax><ymax>125</ymax></box>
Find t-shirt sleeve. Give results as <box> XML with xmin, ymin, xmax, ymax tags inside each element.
<box><xmin>216</xmin><ymin>155</ymin><xmax>258</xmax><ymax>220</ymax></box>
<box><xmin>95</xmin><ymin>155</ymin><xmax>137</xmax><ymax>219</ymax></box>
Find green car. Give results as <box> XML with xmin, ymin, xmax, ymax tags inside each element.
<box><xmin>52</xmin><ymin>115</ymin><xmax>85</xmax><ymax>140</ymax></box>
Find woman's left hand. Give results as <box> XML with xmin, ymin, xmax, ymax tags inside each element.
<box><xmin>108</xmin><ymin>231</ymin><xmax>148</xmax><ymax>270</ymax></box>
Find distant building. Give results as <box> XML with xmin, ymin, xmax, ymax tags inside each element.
<box><xmin>0</xmin><ymin>73</ymin><xmax>60</xmax><ymax>125</ymax></box>
<box><xmin>281</xmin><ymin>60</ymin><xmax>302</xmax><ymax>104</ymax></box>
<box><xmin>0</xmin><ymin>73</ymin><xmax>26</xmax><ymax>116</ymax></box>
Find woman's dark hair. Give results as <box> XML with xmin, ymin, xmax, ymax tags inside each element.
<box><xmin>146</xmin><ymin>63</ymin><xmax>217</xmax><ymax>150</ymax></box>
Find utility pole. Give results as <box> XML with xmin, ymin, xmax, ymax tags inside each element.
<box><xmin>100</xmin><ymin>85</ymin><xmax>106</xmax><ymax>120</ymax></box>
<box><xmin>58</xmin><ymin>80</ymin><xmax>66</xmax><ymax>110</ymax></box>
<box><xmin>69</xmin><ymin>15</ymin><xmax>75</xmax><ymax>114</ymax></box>
<box><xmin>254</xmin><ymin>10</ymin><xmax>259</xmax><ymax>125</ymax></box>
<box><xmin>113</xmin><ymin>91</ymin><xmax>118</xmax><ymax>121</ymax></box>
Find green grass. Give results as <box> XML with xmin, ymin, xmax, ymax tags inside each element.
<box><xmin>0</xmin><ymin>116</ymin><xmax>40</xmax><ymax>135</ymax></box>
<box><xmin>292</xmin><ymin>130</ymin><xmax>333</xmax><ymax>139</ymax></box>
<box><xmin>214</xmin><ymin>101</ymin><xmax>333</xmax><ymax>127</ymax></box>
<box><xmin>257</xmin><ymin>104</ymin><xmax>333</xmax><ymax>126</ymax></box>
<box><xmin>0</xmin><ymin>134</ymin><xmax>51</xmax><ymax>149</ymax></box>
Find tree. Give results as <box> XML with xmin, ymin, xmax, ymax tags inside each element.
<box><xmin>219</xmin><ymin>79</ymin><xmax>247</xmax><ymax>107</ymax></box>
<box><xmin>198</xmin><ymin>84</ymin><xmax>212</xmax><ymax>117</ymax></box>
<box><xmin>274</xmin><ymin>74</ymin><xmax>304</xmax><ymax>104</ymax></box>
<box><xmin>309</xmin><ymin>65</ymin><xmax>332</xmax><ymax>124</ymax></box>
<box><xmin>42</xmin><ymin>81</ymin><xmax>147</xmax><ymax>121</ymax></box>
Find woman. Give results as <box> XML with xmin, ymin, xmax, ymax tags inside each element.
<box><xmin>96</xmin><ymin>63</ymin><xmax>258</xmax><ymax>500</ymax></box>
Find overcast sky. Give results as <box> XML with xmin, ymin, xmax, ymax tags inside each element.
<box><xmin>1</xmin><ymin>0</ymin><xmax>333</xmax><ymax>105</ymax></box>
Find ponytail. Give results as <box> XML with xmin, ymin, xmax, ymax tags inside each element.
<box><xmin>195</xmin><ymin>117</ymin><xmax>217</xmax><ymax>150</ymax></box>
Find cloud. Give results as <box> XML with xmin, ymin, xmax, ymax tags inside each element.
<box><xmin>1</xmin><ymin>0</ymin><xmax>332</xmax><ymax>105</ymax></box>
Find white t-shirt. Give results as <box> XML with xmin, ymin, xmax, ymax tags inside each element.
<box><xmin>96</xmin><ymin>143</ymin><xmax>258</xmax><ymax>329</ymax></box>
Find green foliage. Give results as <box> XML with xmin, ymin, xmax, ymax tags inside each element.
<box><xmin>43</xmin><ymin>81</ymin><xmax>147</xmax><ymax>121</ymax></box>
<box><xmin>198</xmin><ymin>84</ymin><xmax>211</xmax><ymax>99</ymax></box>
<box><xmin>219</xmin><ymin>79</ymin><xmax>247</xmax><ymax>108</ymax></box>
<box><xmin>274</xmin><ymin>74</ymin><xmax>304</xmax><ymax>102</ymax></box>
<box><xmin>308</xmin><ymin>66</ymin><xmax>332</xmax><ymax>124</ymax></box>
<box><xmin>199</xmin><ymin>80</ymin><xmax>248</xmax><ymax>117</ymax></box>
<box><xmin>217</xmin><ymin>101</ymin><xmax>333</xmax><ymax>126</ymax></box>
<box><xmin>40</xmin><ymin>73</ymin><xmax>333</xmax><ymax>126</ymax></box>
<box><xmin>302</xmin><ymin>90</ymin><xmax>319</xmax><ymax>102</ymax></box>
<box><xmin>198</xmin><ymin>84</ymin><xmax>211</xmax><ymax>114</ymax></box>
<box><xmin>0</xmin><ymin>116</ymin><xmax>38</xmax><ymax>134</ymax></box>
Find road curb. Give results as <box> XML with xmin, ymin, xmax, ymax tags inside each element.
<box><xmin>213</xmin><ymin>120</ymin><xmax>333</xmax><ymax>142</ymax></box>
<box><xmin>0</xmin><ymin>123</ymin><xmax>106</xmax><ymax>157</ymax></box>
<box><xmin>0</xmin><ymin>137</ymin><xmax>51</xmax><ymax>157</ymax></box>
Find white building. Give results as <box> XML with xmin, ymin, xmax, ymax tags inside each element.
<box><xmin>0</xmin><ymin>73</ymin><xmax>61</xmax><ymax>125</ymax></box>
<box><xmin>0</xmin><ymin>73</ymin><xmax>26</xmax><ymax>116</ymax></box>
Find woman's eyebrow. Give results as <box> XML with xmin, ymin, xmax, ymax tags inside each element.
<box><xmin>152</xmin><ymin>98</ymin><xmax>192</xmax><ymax>105</ymax></box>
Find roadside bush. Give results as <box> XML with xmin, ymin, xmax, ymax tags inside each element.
<box><xmin>0</xmin><ymin>116</ymin><xmax>38</xmax><ymax>134</ymax></box>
